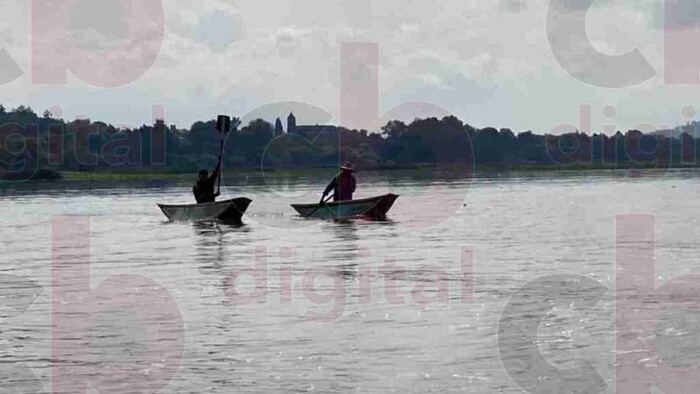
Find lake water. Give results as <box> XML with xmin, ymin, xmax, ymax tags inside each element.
<box><xmin>2</xmin><ymin>168</ymin><xmax>700</xmax><ymax>393</ymax></box>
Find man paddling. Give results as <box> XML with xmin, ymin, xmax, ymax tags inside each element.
<box><xmin>193</xmin><ymin>163</ymin><xmax>221</xmax><ymax>203</ymax></box>
<box><xmin>321</xmin><ymin>161</ymin><xmax>356</xmax><ymax>203</ymax></box>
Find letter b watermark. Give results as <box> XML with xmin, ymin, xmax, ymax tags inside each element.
<box><xmin>32</xmin><ymin>0</ymin><xmax>164</xmax><ymax>87</ymax></box>
<box><xmin>617</xmin><ymin>215</ymin><xmax>700</xmax><ymax>393</ymax></box>
<box><xmin>51</xmin><ymin>215</ymin><xmax>183</xmax><ymax>393</ymax></box>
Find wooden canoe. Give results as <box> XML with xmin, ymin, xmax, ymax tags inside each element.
<box><xmin>291</xmin><ymin>193</ymin><xmax>398</xmax><ymax>220</ymax></box>
<box><xmin>158</xmin><ymin>197</ymin><xmax>252</xmax><ymax>222</ymax></box>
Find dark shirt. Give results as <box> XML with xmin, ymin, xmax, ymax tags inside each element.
<box><xmin>323</xmin><ymin>173</ymin><xmax>356</xmax><ymax>201</ymax></box>
<box><xmin>193</xmin><ymin>168</ymin><xmax>220</xmax><ymax>204</ymax></box>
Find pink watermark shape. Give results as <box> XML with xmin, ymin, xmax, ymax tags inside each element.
<box><xmin>339</xmin><ymin>42</ymin><xmax>475</xmax><ymax>229</ymax></box>
<box><xmin>253</xmin><ymin>43</ymin><xmax>474</xmax><ymax>229</ymax></box>
<box><xmin>546</xmin><ymin>0</ymin><xmax>700</xmax><ymax>87</ymax></box>
<box><xmin>51</xmin><ymin>215</ymin><xmax>184</xmax><ymax>393</ymax></box>
<box><xmin>616</xmin><ymin>215</ymin><xmax>700</xmax><ymax>393</ymax></box>
<box><xmin>0</xmin><ymin>103</ymin><xmax>169</xmax><ymax>182</ymax></box>
<box><xmin>497</xmin><ymin>275</ymin><xmax>608</xmax><ymax>392</ymax></box>
<box><xmin>0</xmin><ymin>123</ymin><xmax>39</xmax><ymax>182</ymax></box>
<box><xmin>223</xmin><ymin>244</ymin><xmax>474</xmax><ymax>323</ymax></box>
<box><xmin>497</xmin><ymin>215</ymin><xmax>700</xmax><ymax>393</ymax></box>
<box><xmin>31</xmin><ymin>0</ymin><xmax>165</xmax><ymax>87</ymax></box>
<box><xmin>543</xmin><ymin>104</ymin><xmax>687</xmax><ymax>179</ymax></box>
<box><xmin>665</xmin><ymin>0</ymin><xmax>700</xmax><ymax>85</ymax></box>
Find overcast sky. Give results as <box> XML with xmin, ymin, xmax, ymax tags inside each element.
<box><xmin>1</xmin><ymin>0</ymin><xmax>699</xmax><ymax>134</ymax></box>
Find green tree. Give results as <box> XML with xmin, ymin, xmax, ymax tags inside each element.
<box><xmin>13</xmin><ymin>105</ymin><xmax>35</xmax><ymax>115</ymax></box>
<box><xmin>275</xmin><ymin>117</ymin><xmax>284</xmax><ymax>135</ymax></box>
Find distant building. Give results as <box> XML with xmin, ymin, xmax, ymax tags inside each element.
<box><xmin>286</xmin><ymin>112</ymin><xmax>338</xmax><ymax>139</ymax></box>
<box><xmin>287</xmin><ymin>112</ymin><xmax>296</xmax><ymax>134</ymax></box>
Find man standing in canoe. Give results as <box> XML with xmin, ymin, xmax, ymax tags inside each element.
<box><xmin>321</xmin><ymin>161</ymin><xmax>356</xmax><ymax>203</ymax></box>
<box><xmin>193</xmin><ymin>163</ymin><xmax>221</xmax><ymax>203</ymax></box>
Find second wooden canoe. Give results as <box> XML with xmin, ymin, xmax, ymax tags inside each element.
<box><xmin>291</xmin><ymin>193</ymin><xmax>398</xmax><ymax>220</ymax></box>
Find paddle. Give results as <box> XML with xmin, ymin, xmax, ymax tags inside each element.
<box><xmin>306</xmin><ymin>194</ymin><xmax>333</xmax><ymax>218</ymax></box>
<box><xmin>215</xmin><ymin>115</ymin><xmax>231</xmax><ymax>196</ymax></box>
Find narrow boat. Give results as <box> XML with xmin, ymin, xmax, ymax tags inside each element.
<box><xmin>291</xmin><ymin>193</ymin><xmax>399</xmax><ymax>220</ymax></box>
<box><xmin>158</xmin><ymin>197</ymin><xmax>252</xmax><ymax>222</ymax></box>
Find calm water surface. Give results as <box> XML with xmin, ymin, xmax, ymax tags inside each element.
<box><xmin>2</xmin><ymin>169</ymin><xmax>700</xmax><ymax>393</ymax></box>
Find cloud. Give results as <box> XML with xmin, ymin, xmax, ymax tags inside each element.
<box><xmin>0</xmin><ymin>0</ymin><xmax>696</xmax><ymax>134</ymax></box>
<box><xmin>193</xmin><ymin>11</ymin><xmax>243</xmax><ymax>53</ymax></box>
<box><xmin>500</xmin><ymin>0</ymin><xmax>527</xmax><ymax>13</ymax></box>
<box><xmin>68</xmin><ymin>0</ymin><xmax>129</xmax><ymax>54</ymax></box>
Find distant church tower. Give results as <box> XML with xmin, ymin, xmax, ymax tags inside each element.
<box><xmin>287</xmin><ymin>112</ymin><xmax>296</xmax><ymax>134</ymax></box>
<box><xmin>275</xmin><ymin>117</ymin><xmax>284</xmax><ymax>136</ymax></box>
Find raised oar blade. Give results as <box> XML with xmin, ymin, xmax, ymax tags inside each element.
<box><xmin>216</xmin><ymin>115</ymin><xmax>231</xmax><ymax>133</ymax></box>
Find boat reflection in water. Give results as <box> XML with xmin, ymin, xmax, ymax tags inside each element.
<box><xmin>192</xmin><ymin>220</ymin><xmax>251</xmax><ymax>276</ymax></box>
<box><xmin>325</xmin><ymin>221</ymin><xmax>361</xmax><ymax>280</ymax></box>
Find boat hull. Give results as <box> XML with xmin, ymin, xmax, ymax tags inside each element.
<box><xmin>158</xmin><ymin>197</ymin><xmax>252</xmax><ymax>222</ymax></box>
<box><xmin>291</xmin><ymin>194</ymin><xmax>398</xmax><ymax>220</ymax></box>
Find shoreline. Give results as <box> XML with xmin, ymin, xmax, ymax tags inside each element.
<box><xmin>50</xmin><ymin>162</ymin><xmax>700</xmax><ymax>182</ymax></box>
<box><xmin>3</xmin><ymin>161</ymin><xmax>699</xmax><ymax>183</ymax></box>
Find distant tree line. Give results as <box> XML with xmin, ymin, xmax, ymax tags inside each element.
<box><xmin>1</xmin><ymin>104</ymin><xmax>699</xmax><ymax>180</ymax></box>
